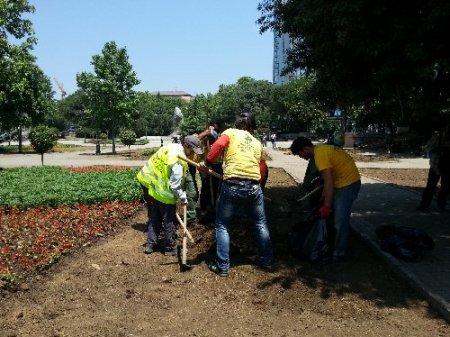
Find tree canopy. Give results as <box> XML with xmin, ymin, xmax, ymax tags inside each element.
<box><xmin>258</xmin><ymin>0</ymin><xmax>450</xmax><ymax>135</ymax></box>
<box><xmin>76</xmin><ymin>41</ymin><xmax>140</xmax><ymax>153</ymax></box>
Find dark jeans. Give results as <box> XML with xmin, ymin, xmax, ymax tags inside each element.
<box><xmin>420</xmin><ymin>157</ymin><xmax>450</xmax><ymax>209</ymax></box>
<box><xmin>146</xmin><ymin>199</ymin><xmax>176</xmax><ymax>252</ymax></box>
<box><xmin>215</xmin><ymin>180</ymin><xmax>273</xmax><ymax>271</ymax></box>
<box><xmin>140</xmin><ymin>184</ymin><xmax>154</xmax><ymax>220</ymax></box>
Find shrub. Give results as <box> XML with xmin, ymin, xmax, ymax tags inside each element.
<box><xmin>28</xmin><ymin>125</ymin><xmax>59</xmax><ymax>165</ymax></box>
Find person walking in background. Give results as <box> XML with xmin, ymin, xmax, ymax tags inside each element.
<box><xmin>417</xmin><ymin>124</ymin><xmax>450</xmax><ymax>212</ymax></box>
<box><xmin>261</xmin><ymin>134</ymin><xmax>267</xmax><ymax>147</ymax></box>
<box><xmin>270</xmin><ymin>133</ymin><xmax>277</xmax><ymax>148</ymax></box>
<box><xmin>136</xmin><ymin>135</ymin><xmax>203</xmax><ymax>256</ymax></box>
<box><xmin>290</xmin><ymin>137</ymin><xmax>361</xmax><ymax>261</ymax></box>
<box><xmin>204</xmin><ymin>112</ymin><xmax>273</xmax><ymax>277</ymax></box>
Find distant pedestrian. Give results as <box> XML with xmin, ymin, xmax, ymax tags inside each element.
<box><xmin>270</xmin><ymin>133</ymin><xmax>277</xmax><ymax>148</ymax></box>
<box><xmin>290</xmin><ymin>137</ymin><xmax>361</xmax><ymax>261</ymax></box>
<box><xmin>160</xmin><ymin>137</ymin><xmax>163</xmax><ymax>147</ymax></box>
<box><xmin>261</xmin><ymin>134</ymin><xmax>267</xmax><ymax>147</ymax></box>
<box><xmin>417</xmin><ymin>125</ymin><xmax>450</xmax><ymax>212</ymax></box>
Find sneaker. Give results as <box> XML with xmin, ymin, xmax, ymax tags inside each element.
<box><xmin>164</xmin><ymin>246</ymin><xmax>178</xmax><ymax>256</ymax></box>
<box><xmin>143</xmin><ymin>244</ymin><xmax>153</xmax><ymax>254</ymax></box>
<box><xmin>207</xmin><ymin>261</ymin><xmax>229</xmax><ymax>277</ymax></box>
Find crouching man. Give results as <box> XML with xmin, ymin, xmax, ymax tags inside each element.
<box><xmin>290</xmin><ymin>137</ymin><xmax>361</xmax><ymax>261</ymax></box>
<box><xmin>137</xmin><ymin>135</ymin><xmax>203</xmax><ymax>256</ymax></box>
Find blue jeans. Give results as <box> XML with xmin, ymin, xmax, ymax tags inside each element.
<box><xmin>332</xmin><ymin>180</ymin><xmax>361</xmax><ymax>257</ymax></box>
<box><xmin>215</xmin><ymin>181</ymin><xmax>273</xmax><ymax>271</ymax></box>
<box><xmin>147</xmin><ymin>200</ymin><xmax>176</xmax><ymax>252</ymax></box>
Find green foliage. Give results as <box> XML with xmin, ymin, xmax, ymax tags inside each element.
<box><xmin>0</xmin><ymin>2</ymin><xmax>54</xmax><ymax>154</ymax></box>
<box><xmin>140</xmin><ymin>147</ymin><xmax>159</xmax><ymax>157</ymax></box>
<box><xmin>119</xmin><ymin>128</ymin><xmax>136</xmax><ymax>153</ymax></box>
<box><xmin>28</xmin><ymin>125</ymin><xmax>58</xmax><ymax>165</ymax></box>
<box><xmin>0</xmin><ymin>166</ymin><xmax>142</xmax><ymax>208</ymax></box>
<box><xmin>134</xmin><ymin>92</ymin><xmax>187</xmax><ymax>136</ymax></box>
<box><xmin>213</xmin><ymin>77</ymin><xmax>274</xmax><ymax>129</ymax></box>
<box><xmin>258</xmin><ymin>0</ymin><xmax>450</xmax><ymax>136</ymax></box>
<box><xmin>76</xmin><ymin>41</ymin><xmax>140</xmax><ymax>153</ymax></box>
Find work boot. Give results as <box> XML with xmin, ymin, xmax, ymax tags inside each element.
<box><xmin>164</xmin><ymin>246</ymin><xmax>178</xmax><ymax>256</ymax></box>
<box><xmin>143</xmin><ymin>244</ymin><xmax>153</xmax><ymax>254</ymax></box>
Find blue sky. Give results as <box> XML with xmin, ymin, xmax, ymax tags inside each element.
<box><xmin>27</xmin><ymin>0</ymin><xmax>274</xmax><ymax>97</ymax></box>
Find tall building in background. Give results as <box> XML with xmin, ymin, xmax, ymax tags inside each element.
<box><xmin>273</xmin><ymin>32</ymin><xmax>301</xmax><ymax>85</ymax></box>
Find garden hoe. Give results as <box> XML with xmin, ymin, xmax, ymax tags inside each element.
<box><xmin>176</xmin><ymin>204</ymin><xmax>195</xmax><ymax>272</ymax></box>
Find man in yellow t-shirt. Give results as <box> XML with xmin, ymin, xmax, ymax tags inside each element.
<box><xmin>203</xmin><ymin>112</ymin><xmax>273</xmax><ymax>276</ymax></box>
<box><xmin>290</xmin><ymin>137</ymin><xmax>361</xmax><ymax>260</ymax></box>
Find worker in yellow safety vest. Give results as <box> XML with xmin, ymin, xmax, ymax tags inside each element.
<box><xmin>137</xmin><ymin>135</ymin><xmax>203</xmax><ymax>256</ymax></box>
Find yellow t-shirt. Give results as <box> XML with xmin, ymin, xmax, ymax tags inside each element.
<box><xmin>314</xmin><ymin>145</ymin><xmax>360</xmax><ymax>188</ymax></box>
<box><xmin>222</xmin><ymin>128</ymin><xmax>262</xmax><ymax>181</ymax></box>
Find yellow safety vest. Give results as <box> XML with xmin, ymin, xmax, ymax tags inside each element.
<box><xmin>136</xmin><ymin>144</ymin><xmax>188</xmax><ymax>204</ymax></box>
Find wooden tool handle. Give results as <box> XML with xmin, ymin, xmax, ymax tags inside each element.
<box><xmin>178</xmin><ymin>155</ymin><xmax>223</xmax><ymax>180</ymax></box>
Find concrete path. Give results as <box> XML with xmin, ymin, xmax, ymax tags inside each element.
<box><xmin>264</xmin><ymin>144</ymin><xmax>450</xmax><ymax>323</ymax></box>
<box><xmin>0</xmin><ymin>137</ymin><xmax>171</xmax><ymax>168</ymax></box>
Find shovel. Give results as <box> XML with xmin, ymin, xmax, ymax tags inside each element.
<box><xmin>177</xmin><ymin>204</ymin><xmax>194</xmax><ymax>272</ymax></box>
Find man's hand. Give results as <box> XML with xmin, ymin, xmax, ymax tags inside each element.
<box><xmin>197</xmin><ymin>162</ymin><xmax>210</xmax><ymax>174</ymax></box>
<box><xmin>319</xmin><ymin>205</ymin><xmax>331</xmax><ymax>218</ymax></box>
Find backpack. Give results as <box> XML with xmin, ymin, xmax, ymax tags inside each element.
<box><xmin>375</xmin><ymin>225</ymin><xmax>435</xmax><ymax>262</ymax></box>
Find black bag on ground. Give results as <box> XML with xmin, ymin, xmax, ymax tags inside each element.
<box><xmin>290</xmin><ymin>213</ymin><xmax>335</xmax><ymax>264</ymax></box>
<box><xmin>375</xmin><ymin>225</ymin><xmax>435</xmax><ymax>262</ymax></box>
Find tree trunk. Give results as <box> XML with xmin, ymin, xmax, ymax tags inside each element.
<box><xmin>41</xmin><ymin>153</ymin><xmax>44</xmax><ymax>166</ymax></box>
<box><xmin>18</xmin><ymin>126</ymin><xmax>23</xmax><ymax>154</ymax></box>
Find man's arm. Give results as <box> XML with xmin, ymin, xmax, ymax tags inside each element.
<box><xmin>206</xmin><ymin>134</ymin><xmax>229</xmax><ymax>164</ymax></box>
<box><xmin>169</xmin><ymin>163</ymin><xmax>187</xmax><ymax>203</ymax></box>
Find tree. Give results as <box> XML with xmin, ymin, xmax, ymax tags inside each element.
<box><xmin>28</xmin><ymin>125</ymin><xmax>58</xmax><ymax>165</ymax></box>
<box><xmin>179</xmin><ymin>94</ymin><xmax>218</xmax><ymax>135</ymax></box>
<box><xmin>0</xmin><ymin>0</ymin><xmax>36</xmax><ymax>57</ymax></box>
<box><xmin>0</xmin><ymin>47</ymin><xmax>55</xmax><ymax>153</ymax></box>
<box><xmin>271</xmin><ymin>77</ymin><xmax>327</xmax><ymax>133</ymax></box>
<box><xmin>0</xmin><ymin>1</ymin><xmax>54</xmax><ymax>153</ymax></box>
<box><xmin>119</xmin><ymin>128</ymin><xmax>136</xmax><ymax>155</ymax></box>
<box><xmin>76</xmin><ymin>41</ymin><xmax>140</xmax><ymax>154</ymax></box>
<box><xmin>258</xmin><ymin>0</ymin><xmax>450</xmax><ymax>135</ymax></box>
<box><xmin>214</xmin><ymin>77</ymin><xmax>274</xmax><ymax>129</ymax></box>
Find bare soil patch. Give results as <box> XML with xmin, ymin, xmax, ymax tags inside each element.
<box><xmin>1</xmin><ymin>168</ymin><xmax>448</xmax><ymax>337</ymax></box>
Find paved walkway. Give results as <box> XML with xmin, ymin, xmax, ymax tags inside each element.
<box><xmin>265</xmin><ymin>144</ymin><xmax>450</xmax><ymax>323</ymax></box>
<box><xmin>1</xmin><ymin>139</ymin><xmax>449</xmax><ymax>321</ymax></box>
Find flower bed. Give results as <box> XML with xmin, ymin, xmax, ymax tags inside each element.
<box><xmin>0</xmin><ymin>166</ymin><xmax>143</xmax><ymax>289</ymax></box>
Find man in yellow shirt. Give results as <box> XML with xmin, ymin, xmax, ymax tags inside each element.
<box><xmin>205</xmin><ymin>112</ymin><xmax>272</xmax><ymax>276</ymax></box>
<box><xmin>290</xmin><ymin>137</ymin><xmax>361</xmax><ymax>260</ymax></box>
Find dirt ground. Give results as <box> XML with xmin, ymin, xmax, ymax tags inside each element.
<box><xmin>1</xmin><ymin>167</ymin><xmax>449</xmax><ymax>337</ymax></box>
